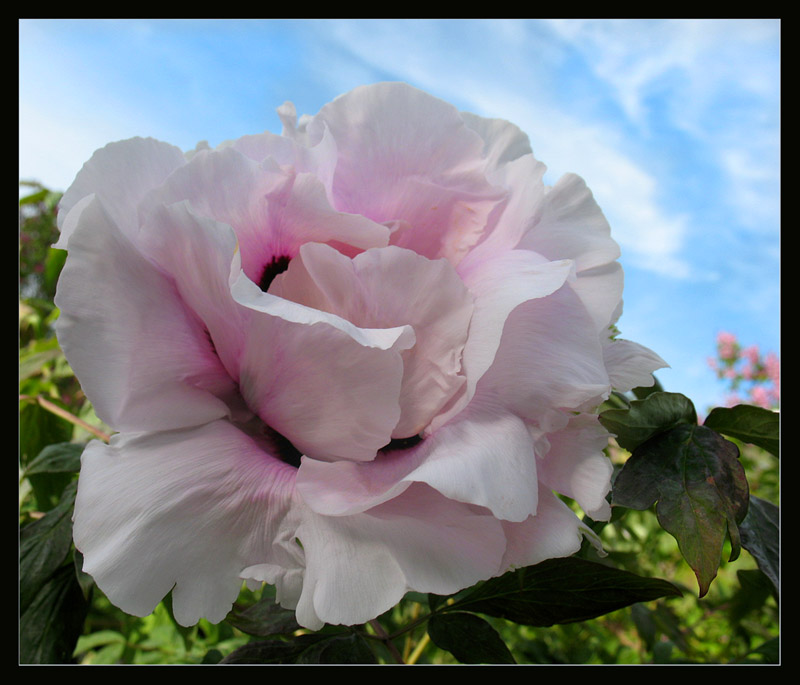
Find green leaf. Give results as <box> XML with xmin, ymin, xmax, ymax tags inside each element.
<box><xmin>24</xmin><ymin>442</ymin><xmax>83</xmax><ymax>478</ymax></box>
<box><xmin>20</xmin><ymin>481</ymin><xmax>78</xmax><ymax>613</ymax></box>
<box><xmin>704</xmin><ymin>404</ymin><xmax>779</xmax><ymax>457</ymax></box>
<box><xmin>221</xmin><ymin>631</ymin><xmax>377</xmax><ymax>664</ymax></box>
<box><xmin>225</xmin><ymin>595</ymin><xmax>300</xmax><ymax>637</ymax></box>
<box><xmin>443</xmin><ymin>557</ymin><xmax>681</xmax><ymax>627</ymax></box>
<box><xmin>632</xmin><ymin>375</ymin><xmax>665</xmax><ymax>400</ymax></box>
<box><xmin>739</xmin><ymin>495</ymin><xmax>779</xmax><ymax>596</ymax></box>
<box><xmin>294</xmin><ymin>632</ymin><xmax>376</xmax><ymax>664</ymax></box>
<box><xmin>427</xmin><ymin>612</ymin><xmax>515</xmax><ymax>663</ymax></box>
<box><xmin>612</xmin><ymin>424</ymin><xmax>750</xmax><ymax>596</ymax></box>
<box><xmin>19</xmin><ymin>563</ymin><xmax>89</xmax><ymax>663</ymax></box>
<box><xmin>599</xmin><ymin>392</ymin><xmax>697</xmax><ymax>452</ymax></box>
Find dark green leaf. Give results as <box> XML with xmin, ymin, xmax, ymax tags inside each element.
<box><xmin>728</xmin><ymin>569</ymin><xmax>775</xmax><ymax>624</ymax></box>
<box><xmin>599</xmin><ymin>392</ymin><xmax>697</xmax><ymax>452</ymax></box>
<box><xmin>24</xmin><ymin>442</ymin><xmax>83</xmax><ymax>478</ymax></box>
<box><xmin>632</xmin><ymin>375</ymin><xmax>665</xmax><ymax>400</ymax></box>
<box><xmin>294</xmin><ymin>632</ymin><xmax>376</xmax><ymax>664</ymax></box>
<box><xmin>20</xmin><ymin>481</ymin><xmax>77</xmax><ymax>613</ymax></box>
<box><xmin>739</xmin><ymin>495</ymin><xmax>779</xmax><ymax>596</ymax></box>
<box><xmin>428</xmin><ymin>612</ymin><xmax>515</xmax><ymax>664</ymax></box>
<box><xmin>221</xmin><ymin>631</ymin><xmax>376</xmax><ymax>664</ymax></box>
<box><xmin>747</xmin><ymin>637</ymin><xmax>779</xmax><ymax>664</ymax></box>
<box><xmin>443</xmin><ymin>557</ymin><xmax>681</xmax><ymax>627</ymax></box>
<box><xmin>704</xmin><ymin>404</ymin><xmax>779</xmax><ymax>457</ymax></box>
<box><xmin>19</xmin><ymin>563</ymin><xmax>89</xmax><ymax>663</ymax></box>
<box><xmin>612</xmin><ymin>424</ymin><xmax>749</xmax><ymax>596</ymax></box>
<box><xmin>225</xmin><ymin>595</ymin><xmax>300</xmax><ymax>637</ymax></box>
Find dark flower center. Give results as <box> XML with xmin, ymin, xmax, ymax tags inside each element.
<box><xmin>259</xmin><ymin>255</ymin><xmax>292</xmax><ymax>292</ymax></box>
<box><xmin>263</xmin><ymin>425</ymin><xmax>303</xmax><ymax>468</ymax></box>
<box><xmin>380</xmin><ymin>434</ymin><xmax>423</xmax><ymax>453</ymax></box>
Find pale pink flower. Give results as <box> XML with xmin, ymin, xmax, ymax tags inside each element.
<box><xmin>742</xmin><ymin>345</ymin><xmax>761</xmax><ymax>366</ymax></box>
<box><xmin>54</xmin><ymin>83</ymin><xmax>666</xmax><ymax>629</ymax></box>
<box><xmin>750</xmin><ymin>386</ymin><xmax>771</xmax><ymax>409</ymax></box>
<box><xmin>716</xmin><ymin>331</ymin><xmax>739</xmax><ymax>361</ymax></box>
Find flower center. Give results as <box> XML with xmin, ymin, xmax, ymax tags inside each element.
<box><xmin>262</xmin><ymin>424</ymin><xmax>303</xmax><ymax>468</ymax></box>
<box><xmin>380</xmin><ymin>434</ymin><xmax>423</xmax><ymax>453</ymax></box>
<box><xmin>258</xmin><ymin>255</ymin><xmax>292</xmax><ymax>292</ymax></box>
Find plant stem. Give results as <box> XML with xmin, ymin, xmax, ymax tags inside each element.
<box><xmin>368</xmin><ymin>619</ymin><xmax>405</xmax><ymax>664</ymax></box>
<box><xmin>19</xmin><ymin>394</ymin><xmax>111</xmax><ymax>443</ymax></box>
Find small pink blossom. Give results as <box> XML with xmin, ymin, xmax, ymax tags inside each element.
<box><xmin>55</xmin><ymin>83</ymin><xmax>666</xmax><ymax>629</ymax></box>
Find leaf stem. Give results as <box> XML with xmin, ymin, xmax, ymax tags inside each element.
<box><xmin>19</xmin><ymin>394</ymin><xmax>111</xmax><ymax>443</ymax></box>
<box><xmin>368</xmin><ymin>619</ymin><xmax>405</xmax><ymax>664</ymax></box>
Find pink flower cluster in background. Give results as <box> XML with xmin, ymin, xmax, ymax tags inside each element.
<box><xmin>708</xmin><ymin>331</ymin><xmax>779</xmax><ymax>409</ymax></box>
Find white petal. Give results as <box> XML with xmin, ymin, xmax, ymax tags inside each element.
<box><xmin>290</xmin><ymin>484</ymin><xmax>506</xmax><ymax>628</ymax></box>
<box><xmin>537</xmin><ymin>414</ymin><xmax>614</xmax><ymax>521</ymax></box>
<box><xmin>137</xmin><ymin>201</ymin><xmax>247</xmax><ymax>381</ymax></box>
<box><xmin>271</xmin><ymin>243</ymin><xmax>473</xmax><ymax>437</ymax></box>
<box><xmin>232</xmin><ymin>273</ymin><xmax>415</xmax><ymax>462</ymax></box>
<box><xmin>306</xmin><ymin>82</ymin><xmax>506</xmax><ymax>263</ymax></box>
<box><xmin>473</xmin><ymin>280</ymin><xmax>611</xmax><ymax>421</ymax></box>
<box><xmin>603</xmin><ymin>337</ymin><xmax>669</xmax><ymax>392</ymax></box>
<box><xmin>56</xmin><ymin>137</ymin><xmax>186</xmax><ymax>249</ymax></box>
<box><xmin>518</xmin><ymin>172</ymin><xmax>621</xmax><ymax>272</ymax></box>
<box><xmin>296</xmin><ymin>405</ymin><xmax>538</xmax><ymax>522</ymax></box>
<box><xmin>500</xmin><ymin>484</ymin><xmax>586</xmax><ymax>569</ymax></box>
<box><xmin>438</xmin><ymin>251</ymin><xmax>575</xmax><ymax>425</ymax></box>
<box><xmin>54</xmin><ymin>198</ymin><xmax>235</xmax><ymax>432</ymax></box>
<box><xmin>73</xmin><ymin>421</ymin><xmax>298</xmax><ymax>626</ymax></box>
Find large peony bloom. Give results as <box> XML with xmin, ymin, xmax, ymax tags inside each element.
<box><xmin>55</xmin><ymin>82</ymin><xmax>666</xmax><ymax>629</ymax></box>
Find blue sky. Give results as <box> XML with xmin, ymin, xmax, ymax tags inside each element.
<box><xmin>19</xmin><ymin>19</ymin><xmax>780</xmax><ymax>412</ymax></box>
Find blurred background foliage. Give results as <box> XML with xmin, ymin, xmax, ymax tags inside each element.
<box><xmin>19</xmin><ymin>182</ymin><xmax>778</xmax><ymax>664</ymax></box>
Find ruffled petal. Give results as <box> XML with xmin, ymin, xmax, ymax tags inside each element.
<box><xmin>500</xmin><ymin>483</ymin><xmax>587</xmax><ymax>569</ymax></box>
<box><xmin>54</xmin><ymin>198</ymin><xmax>235</xmax><ymax>432</ymax></box>
<box><xmin>137</xmin><ymin>201</ymin><xmax>247</xmax><ymax>382</ymax></box>
<box><xmin>603</xmin><ymin>337</ymin><xmax>669</xmax><ymax>392</ymax></box>
<box><xmin>56</xmin><ymin>137</ymin><xmax>187</xmax><ymax>249</ymax></box>
<box><xmin>296</xmin><ymin>404</ymin><xmax>538</xmax><ymax>522</ymax></box>
<box><xmin>271</xmin><ymin>242</ymin><xmax>473</xmax><ymax>437</ymax></box>
<box><xmin>459</xmin><ymin>110</ymin><xmax>533</xmax><ymax>172</ymax></box>
<box><xmin>305</xmin><ymin>82</ymin><xmax>506</xmax><ymax>263</ymax></box>
<box><xmin>140</xmin><ymin>146</ymin><xmax>390</xmax><ymax>285</ymax></box>
<box><xmin>285</xmin><ymin>483</ymin><xmax>506</xmax><ymax>628</ymax></box>
<box><xmin>474</xmin><ymin>281</ymin><xmax>611</xmax><ymax>421</ymax></box>
<box><xmin>536</xmin><ymin>414</ymin><xmax>614</xmax><ymax>521</ymax></box>
<box><xmin>438</xmin><ymin>251</ymin><xmax>575</xmax><ymax>425</ymax></box>
<box><xmin>232</xmin><ymin>273</ymin><xmax>415</xmax><ymax>462</ymax></box>
<box><xmin>73</xmin><ymin>420</ymin><xmax>298</xmax><ymax>626</ymax></box>
<box><xmin>518</xmin><ymin>173</ymin><xmax>621</xmax><ymax>273</ymax></box>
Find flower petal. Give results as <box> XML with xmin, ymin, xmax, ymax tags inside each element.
<box><xmin>56</xmin><ymin>137</ymin><xmax>186</xmax><ymax>249</ymax></box>
<box><xmin>439</xmin><ymin>251</ymin><xmax>575</xmax><ymax>424</ymax></box>
<box><xmin>536</xmin><ymin>414</ymin><xmax>614</xmax><ymax>520</ymax></box>
<box><xmin>474</xmin><ymin>280</ymin><xmax>611</xmax><ymax>421</ymax></box>
<box><xmin>306</xmin><ymin>82</ymin><xmax>506</xmax><ymax>263</ymax></box>
<box><xmin>141</xmin><ymin>146</ymin><xmax>390</xmax><ymax>285</ymax></box>
<box><xmin>288</xmin><ymin>484</ymin><xmax>506</xmax><ymax>628</ymax></box>
<box><xmin>73</xmin><ymin>420</ymin><xmax>297</xmax><ymax>626</ymax></box>
<box><xmin>137</xmin><ymin>201</ymin><xmax>247</xmax><ymax>382</ymax></box>
<box><xmin>500</xmin><ymin>483</ymin><xmax>587</xmax><ymax>569</ymax></box>
<box><xmin>54</xmin><ymin>198</ymin><xmax>235</xmax><ymax>432</ymax></box>
<box><xmin>603</xmin><ymin>337</ymin><xmax>669</xmax><ymax>392</ymax></box>
<box><xmin>271</xmin><ymin>242</ymin><xmax>473</xmax><ymax>437</ymax></box>
<box><xmin>232</xmin><ymin>273</ymin><xmax>415</xmax><ymax>462</ymax></box>
<box><xmin>296</xmin><ymin>405</ymin><xmax>538</xmax><ymax>522</ymax></box>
